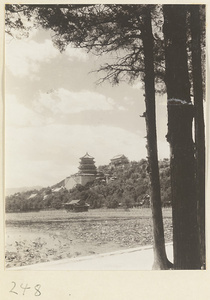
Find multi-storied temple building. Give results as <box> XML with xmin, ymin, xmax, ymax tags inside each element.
<box><xmin>78</xmin><ymin>152</ymin><xmax>97</xmax><ymax>175</ymax></box>
<box><xmin>65</xmin><ymin>153</ymin><xmax>97</xmax><ymax>190</ymax></box>
<box><xmin>110</xmin><ymin>154</ymin><xmax>129</xmax><ymax>167</ymax></box>
<box><xmin>65</xmin><ymin>152</ymin><xmax>129</xmax><ymax>190</ymax></box>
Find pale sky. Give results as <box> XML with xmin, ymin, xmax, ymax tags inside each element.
<box><xmin>5</xmin><ymin>26</ymin><xmax>169</xmax><ymax>189</ymax></box>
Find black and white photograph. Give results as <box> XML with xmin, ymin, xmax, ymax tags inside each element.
<box><xmin>3</xmin><ymin>1</ymin><xmax>207</xmax><ymax>277</ymax></box>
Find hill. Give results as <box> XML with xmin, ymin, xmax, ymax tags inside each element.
<box><xmin>5</xmin><ymin>186</ymin><xmax>43</xmax><ymax>196</ymax></box>
<box><xmin>5</xmin><ymin>159</ymin><xmax>171</xmax><ymax>212</ymax></box>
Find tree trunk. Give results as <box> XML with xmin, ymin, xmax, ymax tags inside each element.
<box><xmin>163</xmin><ymin>5</ymin><xmax>200</xmax><ymax>269</ymax></box>
<box><xmin>141</xmin><ymin>6</ymin><xmax>172</xmax><ymax>270</ymax></box>
<box><xmin>190</xmin><ymin>5</ymin><xmax>206</xmax><ymax>269</ymax></box>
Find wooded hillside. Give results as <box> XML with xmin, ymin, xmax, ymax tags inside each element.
<box><xmin>5</xmin><ymin>158</ymin><xmax>171</xmax><ymax>212</ymax></box>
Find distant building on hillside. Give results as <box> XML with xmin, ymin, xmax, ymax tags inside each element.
<box><xmin>65</xmin><ymin>153</ymin><xmax>97</xmax><ymax>190</ymax></box>
<box><xmin>28</xmin><ymin>193</ymin><xmax>37</xmax><ymax>200</ymax></box>
<box><xmin>110</xmin><ymin>154</ymin><xmax>129</xmax><ymax>167</ymax></box>
<box><xmin>52</xmin><ymin>186</ymin><xmax>65</xmax><ymax>193</ymax></box>
<box><xmin>64</xmin><ymin>199</ymin><xmax>89</xmax><ymax>212</ymax></box>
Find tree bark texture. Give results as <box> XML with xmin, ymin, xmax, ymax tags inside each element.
<box><xmin>163</xmin><ymin>6</ymin><xmax>191</xmax><ymax>102</ymax></box>
<box><xmin>190</xmin><ymin>5</ymin><xmax>206</xmax><ymax>269</ymax></box>
<box><xmin>142</xmin><ymin>6</ymin><xmax>171</xmax><ymax>270</ymax></box>
<box><xmin>163</xmin><ymin>5</ymin><xmax>200</xmax><ymax>269</ymax></box>
<box><xmin>167</xmin><ymin>104</ymin><xmax>200</xmax><ymax>269</ymax></box>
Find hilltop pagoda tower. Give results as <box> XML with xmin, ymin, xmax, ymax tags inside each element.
<box><xmin>78</xmin><ymin>153</ymin><xmax>97</xmax><ymax>175</ymax></box>
<box><xmin>65</xmin><ymin>153</ymin><xmax>97</xmax><ymax>190</ymax></box>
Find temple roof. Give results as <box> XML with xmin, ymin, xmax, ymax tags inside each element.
<box><xmin>68</xmin><ymin>200</ymin><xmax>81</xmax><ymax>204</ymax></box>
<box><xmin>111</xmin><ymin>154</ymin><xmax>127</xmax><ymax>160</ymax></box>
<box><xmin>80</xmin><ymin>152</ymin><xmax>94</xmax><ymax>160</ymax></box>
